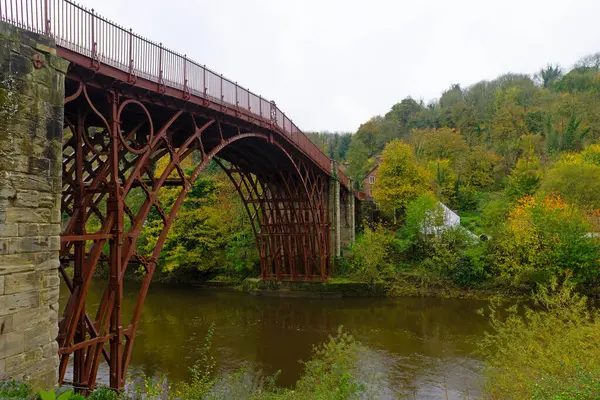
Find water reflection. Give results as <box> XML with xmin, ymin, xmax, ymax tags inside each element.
<box><xmin>60</xmin><ymin>281</ymin><xmax>488</xmax><ymax>398</ymax></box>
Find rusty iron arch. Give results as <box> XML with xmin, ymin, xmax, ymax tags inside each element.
<box><xmin>58</xmin><ymin>82</ymin><xmax>331</xmax><ymax>391</ymax></box>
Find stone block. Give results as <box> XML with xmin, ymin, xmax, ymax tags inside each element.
<box><xmin>0</xmin><ymin>237</ymin><xmax>18</xmax><ymax>255</ymax></box>
<box><xmin>0</xmin><ymin>274</ymin><xmax>3</xmax><ymax>294</ymax></box>
<box><xmin>40</xmin><ymin>286</ymin><xmax>59</xmax><ymax>305</ymax></box>
<box><xmin>0</xmin><ymin>222</ymin><xmax>18</xmax><ymax>237</ymax></box>
<box><xmin>33</xmin><ymin>256</ymin><xmax>59</xmax><ymax>271</ymax></box>
<box><xmin>4</xmin><ymin>271</ymin><xmax>38</xmax><ymax>294</ymax></box>
<box><xmin>40</xmin><ymin>269</ymin><xmax>59</xmax><ymax>288</ymax></box>
<box><xmin>14</xmin><ymin>190</ymin><xmax>40</xmax><ymax>208</ymax></box>
<box><xmin>17</xmin><ymin>235</ymin><xmax>50</xmax><ymax>253</ymax></box>
<box><xmin>49</xmin><ymin>235</ymin><xmax>60</xmax><ymax>251</ymax></box>
<box><xmin>50</xmin><ymin>209</ymin><xmax>61</xmax><ymax>223</ymax></box>
<box><xmin>39</xmin><ymin>224</ymin><xmax>60</xmax><ymax>236</ymax></box>
<box><xmin>17</xmin><ymin>223</ymin><xmax>40</xmax><ymax>236</ymax></box>
<box><xmin>6</xmin><ymin>347</ymin><xmax>43</xmax><ymax>372</ymax></box>
<box><xmin>0</xmin><ymin>262</ymin><xmax>36</xmax><ymax>275</ymax></box>
<box><xmin>37</xmin><ymin>193</ymin><xmax>55</xmax><ymax>209</ymax></box>
<box><xmin>5</xmin><ymin>207</ymin><xmax>51</xmax><ymax>223</ymax></box>
<box><xmin>24</xmin><ymin>324</ymin><xmax>50</xmax><ymax>351</ymax></box>
<box><xmin>0</xmin><ymin>313</ymin><xmax>12</xmax><ymax>334</ymax></box>
<box><xmin>15</xmin><ymin>356</ymin><xmax>57</xmax><ymax>388</ymax></box>
<box><xmin>0</xmin><ymin>331</ymin><xmax>24</xmax><ymax>358</ymax></box>
<box><xmin>1</xmin><ymin>290</ymin><xmax>40</xmax><ymax>314</ymax></box>
<box><xmin>0</xmin><ymin>185</ymin><xmax>16</xmax><ymax>200</ymax></box>
<box><xmin>8</xmin><ymin>172</ymin><xmax>52</xmax><ymax>193</ymax></box>
<box><xmin>11</xmin><ymin>307</ymin><xmax>52</xmax><ymax>331</ymax></box>
<box><xmin>42</xmin><ymin>341</ymin><xmax>58</xmax><ymax>359</ymax></box>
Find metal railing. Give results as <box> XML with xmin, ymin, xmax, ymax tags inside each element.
<box><xmin>0</xmin><ymin>0</ymin><xmax>336</xmax><ymax>176</ymax></box>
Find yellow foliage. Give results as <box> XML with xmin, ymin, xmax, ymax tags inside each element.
<box><xmin>371</xmin><ymin>140</ymin><xmax>431</xmax><ymax>214</ymax></box>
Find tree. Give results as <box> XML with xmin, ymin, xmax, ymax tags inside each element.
<box><xmin>539</xmin><ymin>156</ymin><xmax>600</xmax><ymax>210</ymax></box>
<box><xmin>505</xmin><ymin>148</ymin><xmax>543</xmax><ymax>201</ymax></box>
<box><xmin>574</xmin><ymin>52</ymin><xmax>600</xmax><ymax>69</ymax></box>
<box><xmin>410</xmin><ymin>127</ymin><xmax>468</xmax><ymax>163</ymax></box>
<box><xmin>371</xmin><ymin>140</ymin><xmax>430</xmax><ymax>214</ymax></box>
<box><xmin>458</xmin><ymin>146</ymin><xmax>500</xmax><ymax>189</ymax></box>
<box><xmin>346</xmin><ymin>118</ymin><xmax>382</xmax><ymax>179</ymax></box>
<box><xmin>537</xmin><ymin>64</ymin><xmax>563</xmax><ymax>88</ymax></box>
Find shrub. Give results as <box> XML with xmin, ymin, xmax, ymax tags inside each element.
<box><xmin>397</xmin><ymin>193</ymin><xmax>439</xmax><ymax>252</ymax></box>
<box><xmin>490</xmin><ymin>195</ymin><xmax>600</xmax><ymax>286</ymax></box>
<box><xmin>0</xmin><ymin>378</ymin><xmax>33</xmax><ymax>399</ymax></box>
<box><xmin>175</xmin><ymin>323</ymin><xmax>217</xmax><ymax>399</ymax></box>
<box><xmin>289</xmin><ymin>327</ymin><xmax>369</xmax><ymax>400</ymax></box>
<box><xmin>581</xmin><ymin>143</ymin><xmax>600</xmax><ymax>166</ymax></box>
<box><xmin>504</xmin><ymin>148</ymin><xmax>542</xmax><ymax>201</ymax></box>
<box><xmin>348</xmin><ymin>223</ymin><xmax>396</xmax><ymax>285</ymax></box>
<box><xmin>479</xmin><ymin>279</ymin><xmax>600</xmax><ymax>399</ymax></box>
<box><xmin>539</xmin><ymin>160</ymin><xmax>600</xmax><ymax>210</ymax></box>
<box><xmin>453</xmin><ymin>242</ymin><xmax>490</xmax><ymax>286</ymax></box>
<box><xmin>88</xmin><ymin>387</ymin><xmax>119</xmax><ymax>400</ymax></box>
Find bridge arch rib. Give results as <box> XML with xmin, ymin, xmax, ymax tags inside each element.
<box><xmin>59</xmin><ymin>80</ymin><xmax>330</xmax><ymax>391</ymax></box>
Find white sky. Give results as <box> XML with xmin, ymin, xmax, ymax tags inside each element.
<box><xmin>80</xmin><ymin>0</ymin><xmax>600</xmax><ymax>132</ymax></box>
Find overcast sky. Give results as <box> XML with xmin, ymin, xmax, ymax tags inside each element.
<box><xmin>80</xmin><ymin>0</ymin><xmax>600</xmax><ymax>132</ymax></box>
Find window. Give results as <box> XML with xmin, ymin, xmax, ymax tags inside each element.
<box><xmin>369</xmin><ymin>176</ymin><xmax>375</xmax><ymax>184</ymax></box>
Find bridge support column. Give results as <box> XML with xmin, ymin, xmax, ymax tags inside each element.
<box><xmin>0</xmin><ymin>22</ymin><xmax>67</xmax><ymax>388</ymax></box>
<box><xmin>340</xmin><ymin>185</ymin><xmax>356</xmax><ymax>249</ymax></box>
<box><xmin>329</xmin><ymin>165</ymin><xmax>341</xmax><ymax>261</ymax></box>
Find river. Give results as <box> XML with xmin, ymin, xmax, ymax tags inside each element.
<box><xmin>60</xmin><ymin>281</ymin><xmax>489</xmax><ymax>399</ymax></box>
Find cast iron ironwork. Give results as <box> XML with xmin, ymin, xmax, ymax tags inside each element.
<box><xmin>0</xmin><ymin>0</ymin><xmax>363</xmax><ymax>393</ymax></box>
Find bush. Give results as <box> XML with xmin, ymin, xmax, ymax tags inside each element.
<box><xmin>504</xmin><ymin>149</ymin><xmax>542</xmax><ymax>201</ymax></box>
<box><xmin>539</xmin><ymin>160</ymin><xmax>600</xmax><ymax>210</ymax></box>
<box><xmin>453</xmin><ymin>242</ymin><xmax>490</xmax><ymax>286</ymax></box>
<box><xmin>88</xmin><ymin>387</ymin><xmax>119</xmax><ymax>400</ymax></box>
<box><xmin>347</xmin><ymin>223</ymin><xmax>396</xmax><ymax>285</ymax></box>
<box><xmin>289</xmin><ymin>327</ymin><xmax>369</xmax><ymax>400</ymax></box>
<box><xmin>0</xmin><ymin>378</ymin><xmax>33</xmax><ymax>399</ymax></box>
<box><xmin>479</xmin><ymin>279</ymin><xmax>600</xmax><ymax>399</ymax></box>
<box><xmin>490</xmin><ymin>195</ymin><xmax>600</xmax><ymax>286</ymax></box>
<box><xmin>398</xmin><ymin>195</ymin><xmax>483</xmax><ymax>285</ymax></box>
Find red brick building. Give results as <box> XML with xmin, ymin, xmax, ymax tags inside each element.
<box><xmin>363</xmin><ymin>164</ymin><xmax>379</xmax><ymax>198</ymax></box>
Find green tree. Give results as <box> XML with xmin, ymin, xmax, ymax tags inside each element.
<box><xmin>539</xmin><ymin>156</ymin><xmax>600</xmax><ymax>210</ymax></box>
<box><xmin>505</xmin><ymin>148</ymin><xmax>543</xmax><ymax>201</ymax></box>
<box><xmin>371</xmin><ymin>140</ymin><xmax>430</xmax><ymax>214</ymax></box>
<box><xmin>537</xmin><ymin>64</ymin><xmax>563</xmax><ymax>88</ymax></box>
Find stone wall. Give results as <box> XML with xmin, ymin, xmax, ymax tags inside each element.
<box><xmin>339</xmin><ymin>190</ymin><xmax>355</xmax><ymax>251</ymax></box>
<box><xmin>0</xmin><ymin>22</ymin><xmax>67</xmax><ymax>388</ymax></box>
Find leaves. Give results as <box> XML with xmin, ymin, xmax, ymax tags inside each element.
<box><xmin>371</xmin><ymin>140</ymin><xmax>430</xmax><ymax>214</ymax></box>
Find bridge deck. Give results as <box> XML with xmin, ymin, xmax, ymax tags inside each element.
<box><xmin>0</xmin><ymin>0</ymin><xmax>361</xmax><ymax>194</ymax></box>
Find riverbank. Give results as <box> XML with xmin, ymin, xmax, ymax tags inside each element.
<box><xmin>79</xmin><ymin>264</ymin><xmax>526</xmax><ymax>301</ymax></box>
<box><xmin>198</xmin><ymin>273</ymin><xmax>525</xmax><ymax>301</ymax></box>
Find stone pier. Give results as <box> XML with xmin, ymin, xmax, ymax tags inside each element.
<box><xmin>0</xmin><ymin>22</ymin><xmax>67</xmax><ymax>388</ymax></box>
<box><xmin>329</xmin><ymin>162</ymin><xmax>357</xmax><ymax>261</ymax></box>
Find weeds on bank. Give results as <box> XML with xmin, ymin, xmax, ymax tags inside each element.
<box><xmin>479</xmin><ymin>277</ymin><xmax>600</xmax><ymax>399</ymax></box>
<box><xmin>1</xmin><ymin>327</ymin><xmax>372</xmax><ymax>400</ymax></box>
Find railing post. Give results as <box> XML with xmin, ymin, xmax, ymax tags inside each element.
<box><xmin>270</xmin><ymin>101</ymin><xmax>276</xmax><ymax>124</ymax></box>
<box><xmin>259</xmin><ymin>96</ymin><xmax>262</xmax><ymax>117</ymax></box>
<box><xmin>203</xmin><ymin>65</ymin><xmax>207</xmax><ymax>97</ymax></box>
<box><xmin>127</xmin><ymin>28</ymin><xmax>134</xmax><ymax>83</ymax></box>
<box><xmin>235</xmin><ymin>82</ymin><xmax>238</xmax><ymax>107</ymax></box>
<box><xmin>44</xmin><ymin>0</ymin><xmax>49</xmax><ymax>35</ymax></box>
<box><xmin>183</xmin><ymin>54</ymin><xmax>190</xmax><ymax>100</ymax></box>
<box><xmin>90</xmin><ymin>9</ymin><xmax>96</xmax><ymax>57</ymax></box>
<box><xmin>248</xmin><ymin>91</ymin><xmax>251</xmax><ymax>112</ymax></box>
<box><xmin>157</xmin><ymin>42</ymin><xmax>164</xmax><ymax>92</ymax></box>
<box><xmin>220</xmin><ymin>74</ymin><xmax>223</xmax><ymax>102</ymax></box>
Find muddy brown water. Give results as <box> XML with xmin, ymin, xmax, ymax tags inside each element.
<box><xmin>60</xmin><ymin>281</ymin><xmax>489</xmax><ymax>399</ymax></box>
